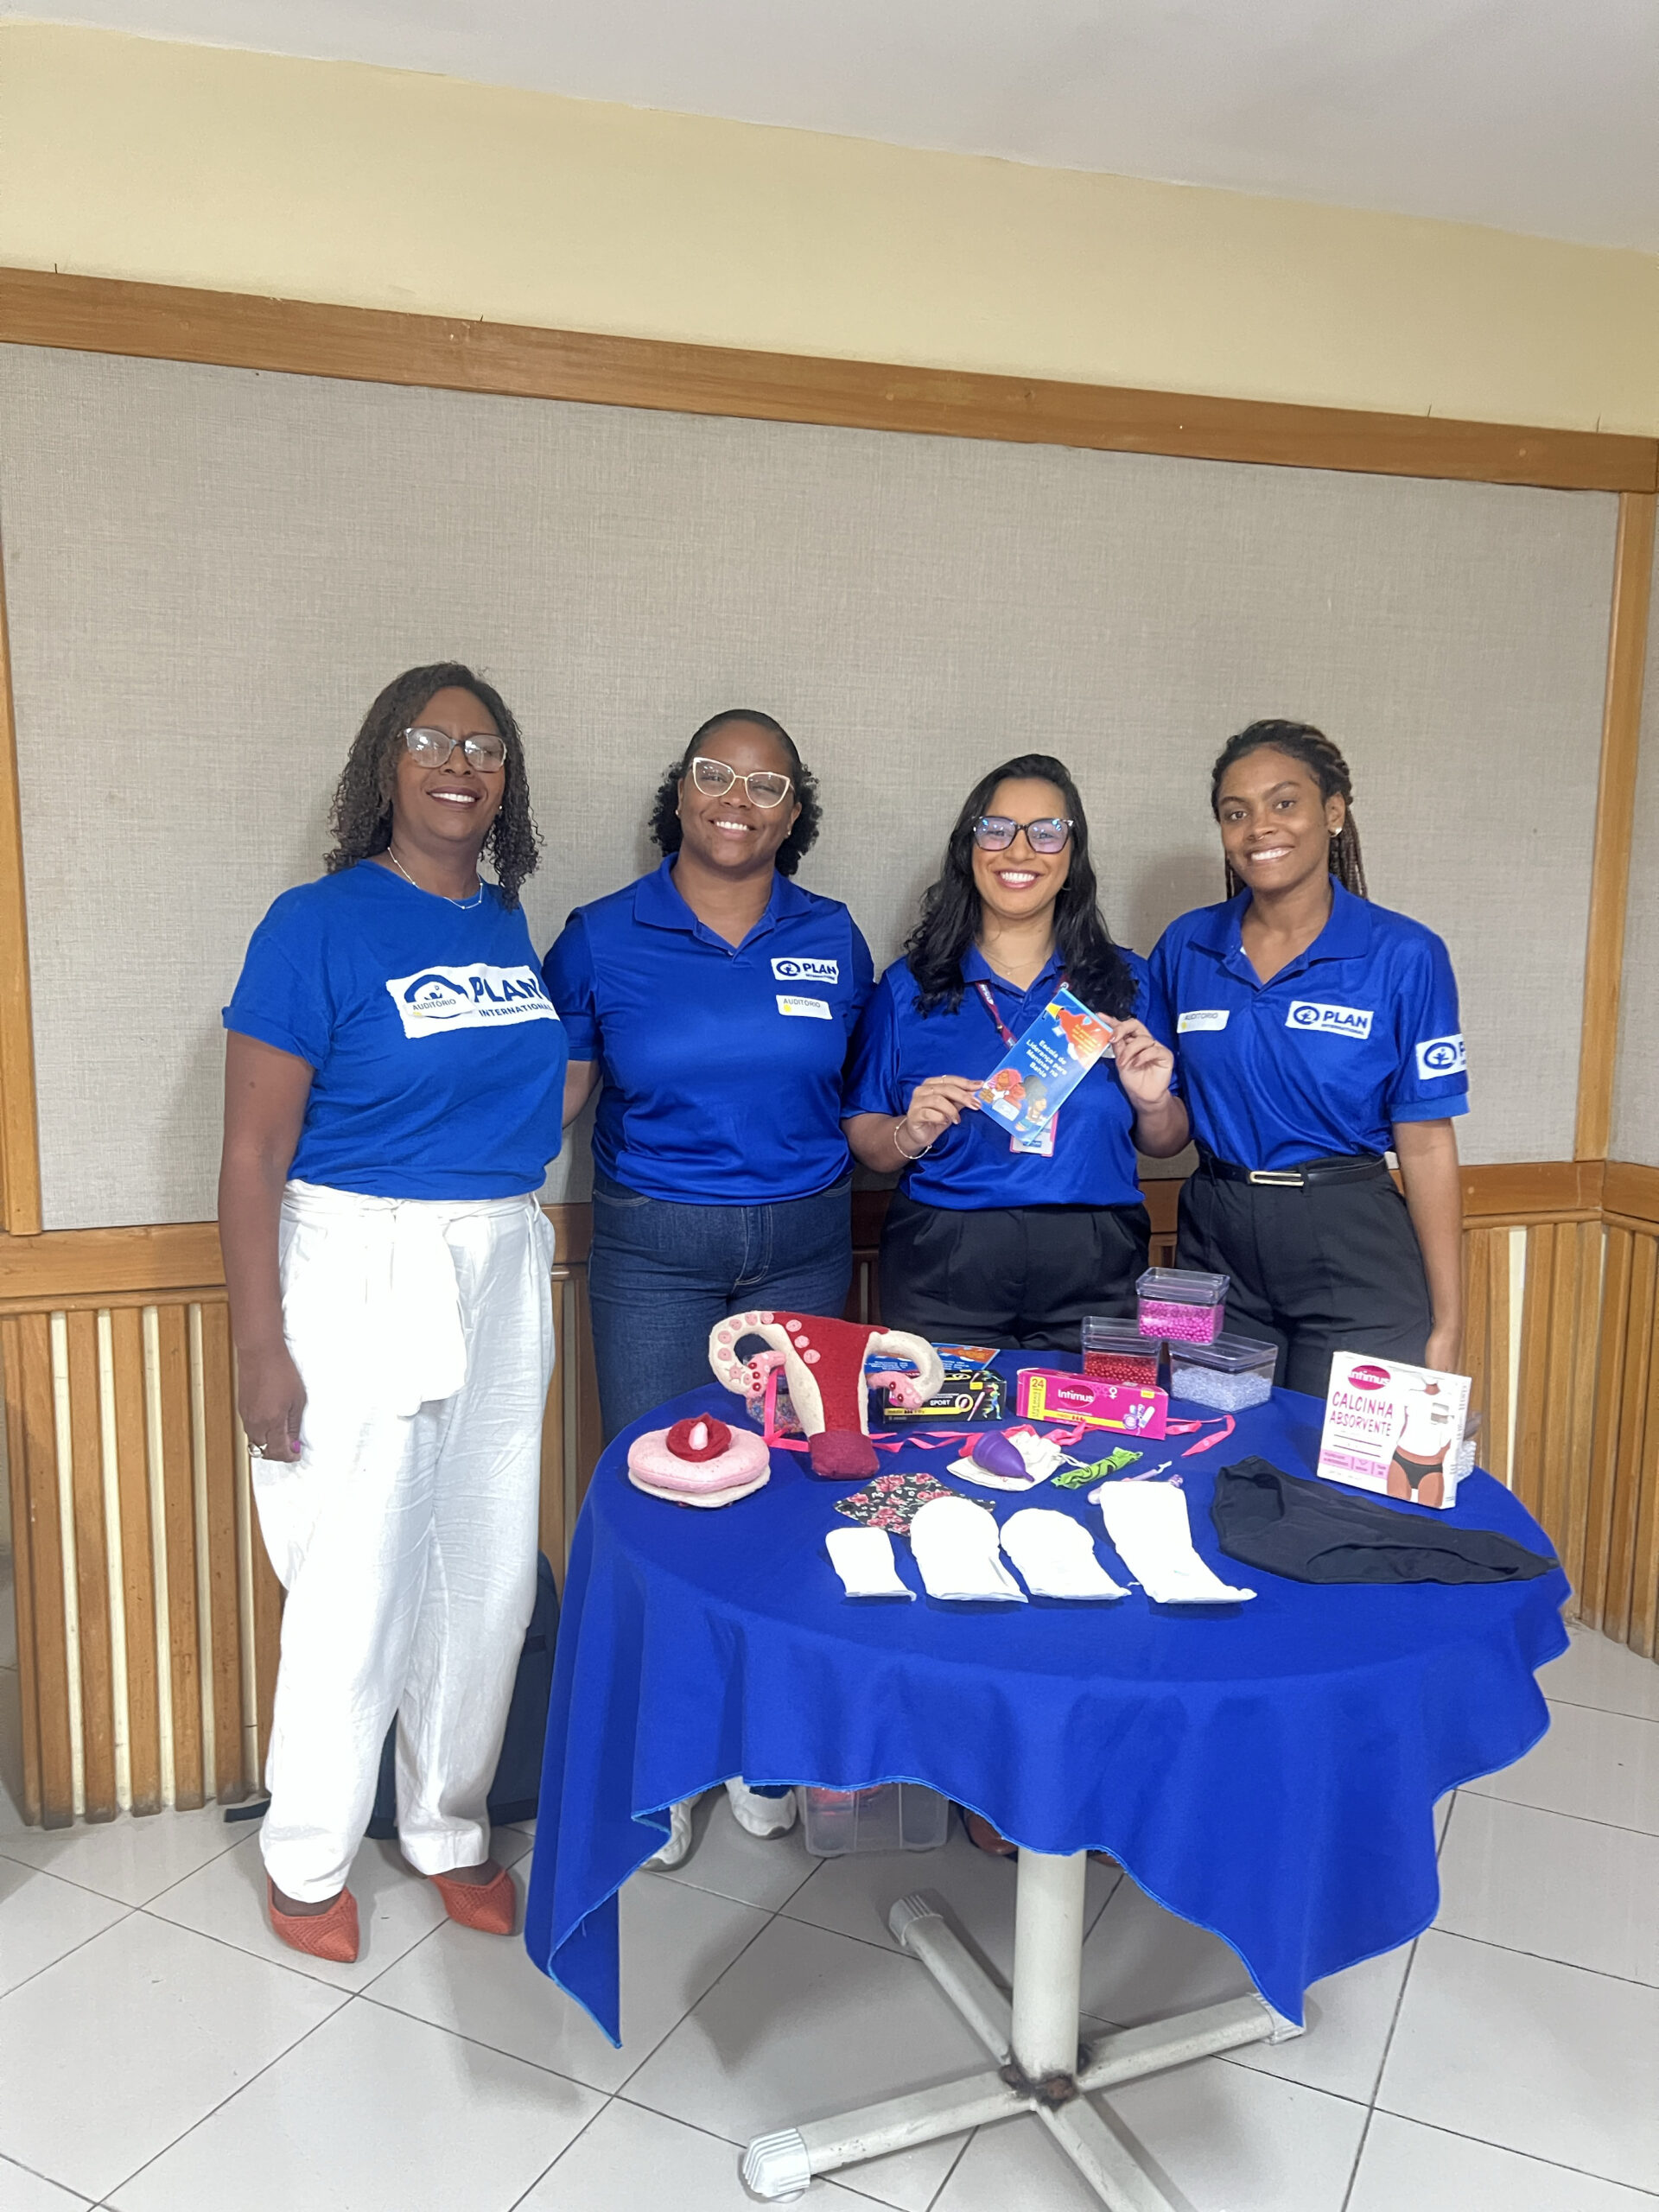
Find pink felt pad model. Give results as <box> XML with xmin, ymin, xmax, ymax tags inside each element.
<box><xmin>627</xmin><ymin>1414</ymin><xmax>772</xmax><ymax>1507</ymax></box>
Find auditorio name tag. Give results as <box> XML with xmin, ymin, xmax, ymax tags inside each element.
<box><xmin>1318</xmin><ymin>1353</ymin><xmax>1472</xmax><ymax>1510</ymax></box>
<box><xmin>976</xmin><ymin>986</ymin><xmax>1115</xmax><ymax>1144</ymax></box>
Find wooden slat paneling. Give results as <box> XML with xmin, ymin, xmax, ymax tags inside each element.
<box><xmin>2</xmin><ymin>266</ymin><xmax>1653</xmax><ymax>493</ymax></box>
<box><xmin>1511</xmin><ymin>1223</ymin><xmax>1554</xmax><ymax>1524</ymax></box>
<box><xmin>2</xmin><ymin>1313</ymin><xmax>43</xmax><ymax>1823</ymax></box>
<box><xmin>153</xmin><ymin>1303</ymin><xmax>203</xmax><ymax>1810</ymax></box>
<box><xmin>250</xmin><ymin>1505</ymin><xmax>283</xmax><ymax>1789</ymax></box>
<box><xmin>198</xmin><ymin>1301</ymin><xmax>246</xmax><ymax>1800</ymax></box>
<box><xmin>109</xmin><ymin>1305</ymin><xmax>161</xmax><ymax>1813</ymax></box>
<box><xmin>64</xmin><ymin>1310</ymin><xmax>116</xmax><ymax>1819</ymax></box>
<box><xmin>16</xmin><ymin>1310</ymin><xmax>73</xmax><ymax>1823</ymax></box>
<box><xmin>1604</xmin><ymin>1235</ymin><xmax>1658</xmax><ymax>1643</ymax></box>
<box><xmin>1581</xmin><ymin>1226</ymin><xmax>1633</xmax><ymax>1629</ymax></box>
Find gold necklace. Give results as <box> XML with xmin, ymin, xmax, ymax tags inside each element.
<box><xmin>385</xmin><ymin>845</ymin><xmax>484</xmax><ymax>910</ymax></box>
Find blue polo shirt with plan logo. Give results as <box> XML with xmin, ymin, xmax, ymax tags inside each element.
<box><xmin>224</xmin><ymin>861</ymin><xmax>567</xmax><ymax>1198</ymax></box>
<box><xmin>543</xmin><ymin>857</ymin><xmax>874</xmax><ymax>1203</ymax></box>
<box><xmin>1144</xmin><ymin>880</ymin><xmax>1468</xmax><ymax>1172</ymax></box>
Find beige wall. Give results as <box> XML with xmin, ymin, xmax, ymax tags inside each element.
<box><xmin>0</xmin><ymin>344</ymin><xmax>1618</xmax><ymax>1229</ymax></box>
<box><xmin>3</xmin><ymin>20</ymin><xmax>1658</xmax><ymax>435</ymax></box>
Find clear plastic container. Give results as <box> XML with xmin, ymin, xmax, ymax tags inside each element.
<box><xmin>1168</xmin><ymin>1332</ymin><xmax>1277</xmax><ymax>1409</ymax></box>
<box><xmin>1136</xmin><ymin>1266</ymin><xmax>1230</xmax><ymax>1344</ymax></box>
<box><xmin>1450</xmin><ymin>1409</ymin><xmax>1483</xmax><ymax>1490</ymax></box>
<box><xmin>801</xmin><ymin>1783</ymin><xmax>950</xmax><ymax>1858</ymax></box>
<box><xmin>1081</xmin><ymin>1315</ymin><xmax>1161</xmax><ymax>1387</ymax></box>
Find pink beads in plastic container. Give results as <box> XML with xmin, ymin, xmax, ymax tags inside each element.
<box><xmin>1136</xmin><ymin>1267</ymin><xmax>1230</xmax><ymax>1344</ymax></box>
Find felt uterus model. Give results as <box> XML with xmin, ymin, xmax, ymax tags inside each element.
<box><xmin>709</xmin><ymin>1311</ymin><xmax>946</xmax><ymax>1478</ymax></box>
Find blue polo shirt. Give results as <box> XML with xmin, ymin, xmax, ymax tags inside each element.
<box><xmin>843</xmin><ymin>946</ymin><xmax>1150</xmax><ymax>1211</ymax></box>
<box><xmin>223</xmin><ymin>862</ymin><xmax>568</xmax><ymax>1198</ymax></box>
<box><xmin>1145</xmin><ymin>881</ymin><xmax>1468</xmax><ymax>1172</ymax></box>
<box><xmin>543</xmin><ymin>859</ymin><xmax>874</xmax><ymax>1204</ymax></box>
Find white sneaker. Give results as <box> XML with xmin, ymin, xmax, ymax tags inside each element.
<box><xmin>726</xmin><ymin>1779</ymin><xmax>798</xmax><ymax>1839</ymax></box>
<box><xmin>645</xmin><ymin>1798</ymin><xmax>695</xmax><ymax>1868</ymax></box>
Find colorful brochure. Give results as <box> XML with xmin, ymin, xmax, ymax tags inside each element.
<box><xmin>1318</xmin><ymin>1354</ymin><xmax>1471</xmax><ymax>1510</ymax></box>
<box><xmin>976</xmin><ymin>987</ymin><xmax>1116</xmax><ymax>1143</ymax></box>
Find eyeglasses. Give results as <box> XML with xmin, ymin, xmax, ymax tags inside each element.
<box><xmin>973</xmin><ymin>815</ymin><xmax>1073</xmax><ymax>855</ymax></box>
<box><xmin>404</xmin><ymin>726</ymin><xmax>507</xmax><ymax>773</ymax></box>
<box><xmin>689</xmin><ymin>755</ymin><xmax>793</xmax><ymax>809</ymax></box>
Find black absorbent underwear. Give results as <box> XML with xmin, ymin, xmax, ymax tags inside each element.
<box><xmin>1211</xmin><ymin>1457</ymin><xmax>1558</xmax><ymax>1586</ymax></box>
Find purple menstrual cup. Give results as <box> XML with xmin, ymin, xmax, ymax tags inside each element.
<box><xmin>970</xmin><ymin>1431</ymin><xmax>1029</xmax><ymax>1481</ymax></box>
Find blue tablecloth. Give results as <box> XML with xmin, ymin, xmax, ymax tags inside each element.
<box><xmin>524</xmin><ymin>1363</ymin><xmax>1568</xmax><ymax>2044</ymax></box>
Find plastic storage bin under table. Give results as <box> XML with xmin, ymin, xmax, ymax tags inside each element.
<box><xmin>1137</xmin><ymin>1265</ymin><xmax>1229</xmax><ymax>1344</ymax></box>
<box><xmin>802</xmin><ymin>1783</ymin><xmax>950</xmax><ymax>1858</ymax></box>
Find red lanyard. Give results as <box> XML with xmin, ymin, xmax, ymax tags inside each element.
<box><xmin>975</xmin><ymin>975</ymin><xmax>1064</xmax><ymax>1152</ymax></box>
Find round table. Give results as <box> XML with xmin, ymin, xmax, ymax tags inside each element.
<box><xmin>524</xmin><ymin>1360</ymin><xmax>1567</xmax><ymax>2209</ymax></box>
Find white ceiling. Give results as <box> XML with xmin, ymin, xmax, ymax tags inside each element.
<box><xmin>13</xmin><ymin>0</ymin><xmax>1659</xmax><ymax>251</ymax></box>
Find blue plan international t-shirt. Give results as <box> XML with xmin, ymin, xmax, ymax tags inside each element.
<box><xmin>223</xmin><ymin>862</ymin><xmax>568</xmax><ymax>1198</ymax></box>
<box><xmin>1144</xmin><ymin>880</ymin><xmax>1468</xmax><ymax>1173</ymax></box>
<box><xmin>543</xmin><ymin>859</ymin><xmax>874</xmax><ymax>1204</ymax></box>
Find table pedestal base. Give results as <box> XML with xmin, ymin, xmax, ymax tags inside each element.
<box><xmin>741</xmin><ymin>1848</ymin><xmax>1302</xmax><ymax>2209</ymax></box>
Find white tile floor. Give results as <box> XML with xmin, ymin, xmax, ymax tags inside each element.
<box><xmin>1</xmin><ymin>1566</ymin><xmax>1657</xmax><ymax>2212</ymax></box>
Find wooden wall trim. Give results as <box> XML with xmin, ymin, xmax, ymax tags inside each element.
<box><xmin>0</xmin><ymin>530</ymin><xmax>41</xmax><ymax>1235</ymax></box>
<box><xmin>0</xmin><ymin>1203</ymin><xmax>593</xmax><ymax>1306</ymax></box>
<box><xmin>1575</xmin><ymin>492</ymin><xmax>1658</xmax><ymax>1164</ymax></box>
<box><xmin>2</xmin><ymin>267</ymin><xmax>1655</xmax><ymax>494</ymax></box>
<box><xmin>1605</xmin><ymin>1160</ymin><xmax>1659</xmax><ymax>1228</ymax></box>
<box><xmin>0</xmin><ymin>1163</ymin><xmax>1592</xmax><ymax>1308</ymax></box>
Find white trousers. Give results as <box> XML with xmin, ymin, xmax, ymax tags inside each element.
<box><xmin>254</xmin><ymin>1180</ymin><xmax>556</xmax><ymax>1901</ymax></box>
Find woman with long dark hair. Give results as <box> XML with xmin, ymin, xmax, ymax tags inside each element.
<box><xmin>1142</xmin><ymin>719</ymin><xmax>1466</xmax><ymax>1395</ymax></box>
<box><xmin>845</xmin><ymin>753</ymin><xmax>1180</xmax><ymax>1345</ymax></box>
<box><xmin>219</xmin><ymin>664</ymin><xmax>569</xmax><ymax>1963</ymax></box>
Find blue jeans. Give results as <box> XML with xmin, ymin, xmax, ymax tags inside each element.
<box><xmin>588</xmin><ymin>1169</ymin><xmax>855</xmax><ymax>1441</ymax></box>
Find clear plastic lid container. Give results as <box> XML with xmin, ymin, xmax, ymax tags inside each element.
<box><xmin>1167</xmin><ymin>1331</ymin><xmax>1276</xmax><ymax>1375</ymax></box>
<box><xmin>1135</xmin><ymin>1267</ymin><xmax>1230</xmax><ymax>1306</ymax></box>
<box><xmin>1082</xmin><ymin>1316</ymin><xmax>1154</xmax><ymax>1349</ymax></box>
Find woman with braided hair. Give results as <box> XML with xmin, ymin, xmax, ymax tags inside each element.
<box><xmin>219</xmin><ymin>664</ymin><xmax>571</xmax><ymax>1962</ymax></box>
<box><xmin>1140</xmin><ymin>720</ymin><xmax>1466</xmax><ymax>1396</ymax></box>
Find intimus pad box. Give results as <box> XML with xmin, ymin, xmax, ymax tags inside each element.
<box><xmin>1318</xmin><ymin>1353</ymin><xmax>1471</xmax><ymax>1510</ymax></box>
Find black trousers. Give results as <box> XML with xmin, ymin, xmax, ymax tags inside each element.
<box><xmin>879</xmin><ymin>1192</ymin><xmax>1150</xmax><ymax>1351</ymax></box>
<box><xmin>1176</xmin><ymin>1166</ymin><xmax>1432</xmax><ymax>1397</ymax></box>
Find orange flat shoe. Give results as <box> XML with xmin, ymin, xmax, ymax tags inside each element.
<box><xmin>267</xmin><ymin>1878</ymin><xmax>359</xmax><ymax>1963</ymax></box>
<box><xmin>430</xmin><ymin>1864</ymin><xmax>516</xmax><ymax>1936</ymax></box>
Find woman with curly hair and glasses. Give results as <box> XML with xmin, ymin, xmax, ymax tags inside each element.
<box><xmin>547</xmin><ymin>711</ymin><xmax>874</xmax><ymax>1436</ymax></box>
<box><xmin>219</xmin><ymin>664</ymin><xmax>570</xmax><ymax>1964</ymax></box>
<box><xmin>845</xmin><ymin>753</ymin><xmax>1180</xmax><ymax>1349</ymax></box>
<box><xmin>544</xmin><ymin>709</ymin><xmax>871</xmax><ymax>1862</ymax></box>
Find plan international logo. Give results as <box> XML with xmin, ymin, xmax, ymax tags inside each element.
<box><xmin>386</xmin><ymin>964</ymin><xmax>560</xmax><ymax>1039</ymax></box>
<box><xmin>772</xmin><ymin>957</ymin><xmax>840</xmax><ymax>984</ymax></box>
<box><xmin>1286</xmin><ymin>1000</ymin><xmax>1373</xmax><ymax>1040</ymax></box>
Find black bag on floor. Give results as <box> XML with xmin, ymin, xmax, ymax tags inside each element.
<box><xmin>365</xmin><ymin>1551</ymin><xmax>559</xmax><ymax>1839</ymax></box>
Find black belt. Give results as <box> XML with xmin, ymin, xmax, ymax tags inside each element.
<box><xmin>1199</xmin><ymin>1151</ymin><xmax>1389</xmax><ymax>1189</ymax></box>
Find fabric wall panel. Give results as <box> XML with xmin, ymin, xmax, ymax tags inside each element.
<box><xmin>1612</xmin><ymin>556</ymin><xmax>1659</xmax><ymax>1168</ymax></box>
<box><xmin>0</xmin><ymin>344</ymin><xmax>1617</xmax><ymax>1226</ymax></box>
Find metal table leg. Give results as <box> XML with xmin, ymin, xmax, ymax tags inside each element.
<box><xmin>741</xmin><ymin>1847</ymin><xmax>1302</xmax><ymax>2207</ymax></box>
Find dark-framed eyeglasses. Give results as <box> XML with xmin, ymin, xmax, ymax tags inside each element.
<box><xmin>404</xmin><ymin>726</ymin><xmax>507</xmax><ymax>773</ymax></box>
<box><xmin>973</xmin><ymin>814</ymin><xmax>1073</xmax><ymax>855</ymax></box>
<box><xmin>689</xmin><ymin>755</ymin><xmax>794</xmax><ymax>809</ymax></box>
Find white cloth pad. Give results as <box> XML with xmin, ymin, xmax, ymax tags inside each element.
<box><xmin>999</xmin><ymin>1509</ymin><xmax>1129</xmax><ymax>1600</ymax></box>
<box><xmin>1090</xmin><ymin>1480</ymin><xmax>1257</xmax><ymax>1605</ymax></box>
<box><xmin>825</xmin><ymin>1526</ymin><xmax>914</xmax><ymax>1600</ymax></box>
<box><xmin>909</xmin><ymin>1495</ymin><xmax>1027</xmax><ymax>1603</ymax></box>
